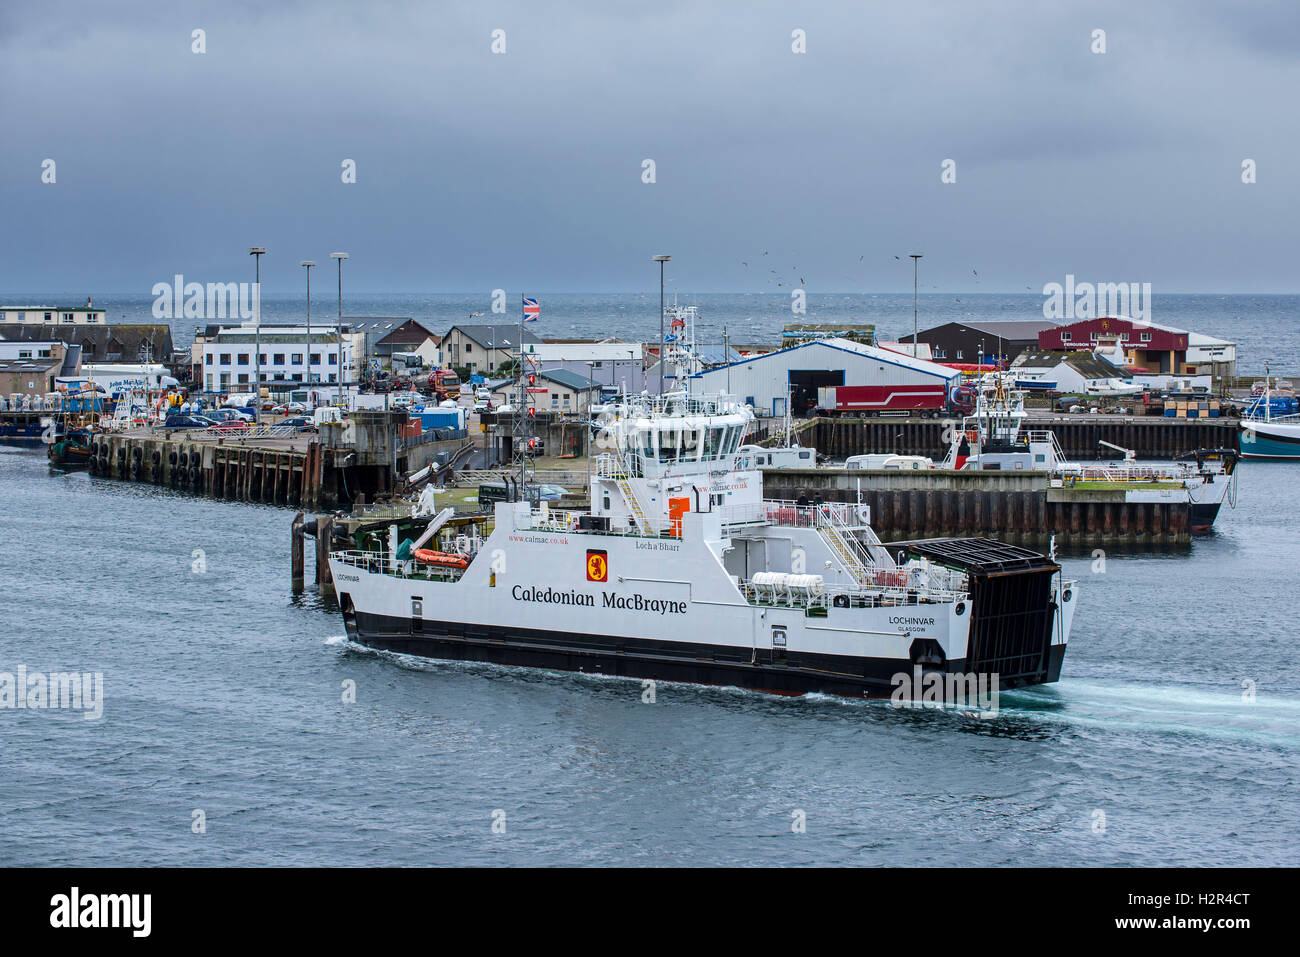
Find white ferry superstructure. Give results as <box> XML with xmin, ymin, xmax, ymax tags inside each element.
<box><xmin>330</xmin><ymin>391</ymin><xmax>1077</xmax><ymax>698</ymax></box>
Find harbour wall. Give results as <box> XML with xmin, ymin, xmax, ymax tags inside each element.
<box><xmin>84</xmin><ymin>429</ymin><xmax>467</xmax><ymax>509</ymax></box>
<box><xmin>762</xmin><ymin>468</ymin><xmax>1192</xmax><ymax>546</ymax></box>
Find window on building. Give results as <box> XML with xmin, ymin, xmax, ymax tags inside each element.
<box><xmin>932</xmin><ymin>348</ymin><xmax>946</xmax><ymax>359</ymax></box>
<box><xmin>550</xmin><ymin>393</ymin><xmax>559</xmax><ymax>407</ymax></box>
<box><xmin>258</xmin><ymin>353</ymin><xmax>267</xmax><ymax>365</ymax></box>
<box><xmin>62</xmin><ymin>313</ymin><xmax>74</xmax><ymax>323</ymax></box>
<box><xmin>328</xmin><ymin>373</ymin><xmax>336</xmax><ymax>383</ymax></box>
<box><xmin>43</xmin><ymin>312</ymin><xmax>52</xmax><ymax>322</ymax></box>
<box><xmin>1090</xmin><ymin>332</ymin><xmax>1099</xmax><ymax>341</ymax></box>
<box><xmin>1061</xmin><ymin>332</ymin><xmax>1071</xmax><ymax>342</ymax></box>
<box><xmin>1140</xmin><ymin>332</ymin><xmax>1152</xmax><ymax>342</ymax></box>
<box><xmin>206</xmin><ymin>375</ymin><xmax>214</xmax><ymax>391</ymax></box>
<box><xmin>956</xmin><ymin>350</ymin><xmax>964</xmax><ymax>359</ymax></box>
<box><xmin>220</xmin><ymin>353</ymin><xmax>232</xmax><ymax>365</ymax></box>
<box><xmin>274</xmin><ymin>353</ymin><xmax>285</xmax><ymax>364</ymax></box>
<box><xmin>274</xmin><ymin>373</ymin><xmax>284</xmax><ymax>380</ymax></box>
<box><xmin>238</xmin><ymin>374</ymin><xmax>249</xmax><ymax>385</ymax></box>
<box><xmin>328</xmin><ymin>354</ymin><xmax>337</xmax><ymax>364</ymax></box>
<box><xmin>19</xmin><ymin>349</ymin><xmax>32</xmax><ymax>359</ymax></box>
<box><xmin>310</xmin><ymin>353</ymin><xmax>321</xmax><ymax>365</ymax></box>
<box><xmin>237</xmin><ymin>354</ymin><xmax>249</xmax><ymax>365</ymax></box>
<box><xmin>465</xmin><ymin>342</ymin><xmax>472</xmax><ymax>352</ymax></box>
<box><xmin>292</xmin><ymin>353</ymin><xmax>303</xmax><ymax>364</ymax></box>
<box><xmin>206</xmin><ymin>354</ymin><xmax>214</xmax><ymax>365</ymax></box>
<box><xmin>1121</xmin><ymin>333</ymin><xmax>1130</xmax><ymax>341</ymax></box>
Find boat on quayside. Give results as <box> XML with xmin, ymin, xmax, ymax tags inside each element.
<box><xmin>329</xmin><ymin>390</ymin><xmax>1077</xmax><ymax>699</ymax></box>
<box><xmin>941</xmin><ymin>373</ymin><xmax>1239</xmax><ymax>533</ymax></box>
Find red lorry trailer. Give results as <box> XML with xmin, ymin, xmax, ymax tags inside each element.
<box><xmin>816</xmin><ymin>383</ymin><xmax>950</xmax><ymax>417</ymax></box>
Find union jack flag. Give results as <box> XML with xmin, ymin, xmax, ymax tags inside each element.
<box><xmin>522</xmin><ymin>297</ymin><xmax>540</xmax><ymax>322</ymax></box>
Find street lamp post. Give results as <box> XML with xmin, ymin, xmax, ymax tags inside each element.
<box><xmin>909</xmin><ymin>253</ymin><xmax>923</xmax><ymax>357</ymax></box>
<box><xmin>249</xmin><ymin>247</ymin><xmax>265</xmax><ymax>421</ymax></box>
<box><xmin>330</xmin><ymin>252</ymin><xmax>348</xmax><ymax>406</ymax></box>
<box><xmin>300</xmin><ymin>261</ymin><xmax>316</xmax><ymax>409</ymax></box>
<box><xmin>652</xmin><ymin>255</ymin><xmax>671</xmax><ymax>395</ymax></box>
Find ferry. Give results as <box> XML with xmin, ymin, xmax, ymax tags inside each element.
<box><xmin>1239</xmin><ymin>375</ymin><xmax>1300</xmax><ymax>460</ymax></box>
<box><xmin>942</xmin><ymin>374</ymin><xmax>1239</xmax><ymax>532</ymax></box>
<box><xmin>329</xmin><ymin>390</ymin><xmax>1077</xmax><ymax>699</ymax></box>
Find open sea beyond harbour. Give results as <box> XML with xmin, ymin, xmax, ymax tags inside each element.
<box><xmin>2</xmin><ymin>441</ymin><xmax>1298</xmax><ymax>866</ymax></box>
<box><xmin>8</xmin><ymin>291</ymin><xmax>1300</xmax><ymax>377</ymax></box>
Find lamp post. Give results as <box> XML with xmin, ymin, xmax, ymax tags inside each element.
<box><xmin>249</xmin><ymin>247</ymin><xmax>265</xmax><ymax>421</ymax></box>
<box><xmin>653</xmin><ymin>255</ymin><xmax>671</xmax><ymax>395</ymax></box>
<box><xmin>909</xmin><ymin>253</ymin><xmax>923</xmax><ymax>358</ymax></box>
<box><xmin>330</xmin><ymin>252</ymin><xmax>348</xmax><ymax>406</ymax></box>
<box><xmin>300</xmin><ymin>260</ymin><xmax>316</xmax><ymax>409</ymax></box>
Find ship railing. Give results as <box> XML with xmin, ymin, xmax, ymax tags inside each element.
<box><xmin>331</xmin><ymin>549</ymin><xmax>466</xmax><ymax>582</ymax></box>
<box><xmin>737</xmin><ymin>578</ymin><xmax>966</xmax><ymax>612</ymax></box>
<box><xmin>516</xmin><ymin>507</ymin><xmax>680</xmax><ymax>540</ymax></box>
<box><xmin>719</xmin><ymin>500</ymin><xmax>873</xmax><ymax>531</ymax></box>
<box><xmin>1055</xmin><ymin>463</ymin><xmax>1191</xmax><ymax>484</ymax></box>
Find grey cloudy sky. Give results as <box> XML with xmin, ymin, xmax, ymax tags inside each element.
<box><xmin>2</xmin><ymin>0</ymin><xmax>1297</xmax><ymax>293</ymax></box>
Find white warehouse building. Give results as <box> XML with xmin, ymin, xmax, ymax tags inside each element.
<box><xmin>686</xmin><ymin>338</ymin><xmax>959</xmax><ymax>417</ymax></box>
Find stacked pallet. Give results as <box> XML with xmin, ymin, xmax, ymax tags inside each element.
<box><xmin>1163</xmin><ymin>399</ymin><xmax>1221</xmax><ymax>418</ymax></box>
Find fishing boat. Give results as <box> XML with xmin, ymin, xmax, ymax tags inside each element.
<box><xmin>1239</xmin><ymin>373</ymin><xmax>1300</xmax><ymax>460</ymax></box>
<box><xmin>941</xmin><ymin>373</ymin><xmax>1239</xmax><ymax>532</ymax></box>
<box><xmin>44</xmin><ymin>385</ymin><xmax>108</xmax><ymax>470</ymax></box>
<box><xmin>329</xmin><ymin>389</ymin><xmax>1078</xmax><ymax>699</ymax></box>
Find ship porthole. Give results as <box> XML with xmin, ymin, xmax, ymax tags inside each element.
<box><xmin>955</xmin><ymin>601</ymin><xmax>966</xmax><ymax>616</ymax></box>
<box><xmin>1063</xmin><ymin>589</ymin><xmax>1073</xmax><ymax>602</ymax></box>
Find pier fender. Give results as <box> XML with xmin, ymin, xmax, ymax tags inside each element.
<box><xmin>168</xmin><ymin>450</ymin><xmax>178</xmax><ymax>467</ymax></box>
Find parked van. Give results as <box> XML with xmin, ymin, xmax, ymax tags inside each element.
<box><xmin>477</xmin><ymin>481</ymin><xmax>510</xmax><ymax>508</ymax></box>
<box><xmin>845</xmin><ymin>454</ymin><xmax>933</xmax><ymax>471</ymax></box>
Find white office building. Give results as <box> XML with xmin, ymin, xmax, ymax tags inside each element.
<box><xmin>200</xmin><ymin>322</ymin><xmax>356</xmax><ymax>394</ymax></box>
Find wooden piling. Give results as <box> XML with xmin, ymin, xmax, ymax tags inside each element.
<box><xmin>316</xmin><ymin>514</ymin><xmax>335</xmax><ymax>599</ymax></box>
<box><xmin>291</xmin><ymin>512</ymin><xmax>305</xmax><ymax>593</ymax></box>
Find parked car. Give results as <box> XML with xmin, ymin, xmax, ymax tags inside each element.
<box><xmin>207</xmin><ymin>408</ymin><xmax>252</xmax><ymax>424</ymax></box>
<box><xmin>281</xmin><ymin>416</ymin><xmax>317</xmax><ymax>433</ymax></box>
<box><xmin>164</xmin><ymin>413</ymin><xmax>215</xmax><ymax>429</ymax></box>
<box><xmin>536</xmin><ymin>484</ymin><xmax>568</xmax><ymax>501</ymax></box>
<box><xmin>208</xmin><ymin>418</ymin><xmax>251</xmax><ymax>433</ymax></box>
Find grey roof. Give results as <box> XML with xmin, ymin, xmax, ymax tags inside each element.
<box><xmin>213</xmin><ymin>333</ymin><xmax>339</xmax><ymax>345</ymax></box>
<box><xmin>1015</xmin><ymin>349</ymin><xmax>1130</xmax><ymax>379</ymax></box>
<box><xmin>908</xmin><ymin>319</ymin><xmax>1058</xmax><ymax>342</ymax></box>
<box><xmin>0</xmin><ymin>357</ymin><xmax>62</xmax><ymax>372</ymax></box>
<box><xmin>344</xmin><ymin>315</ymin><xmax>419</xmax><ymax>332</ymax></box>
<box><xmin>0</xmin><ymin>323</ymin><xmax>174</xmax><ymax>362</ymax></box>
<box><xmin>60</xmin><ymin>344</ymin><xmax>82</xmax><ymax>376</ymax></box>
<box><xmin>537</xmin><ymin>368</ymin><xmax>599</xmax><ymax>391</ymax></box>
<box><xmin>450</xmin><ymin>324</ymin><xmax>541</xmax><ymax>349</ymax></box>
<box><xmin>1</xmin><ymin>304</ymin><xmax>105</xmax><ymax>312</ymax></box>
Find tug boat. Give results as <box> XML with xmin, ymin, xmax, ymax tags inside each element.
<box><xmin>329</xmin><ymin>391</ymin><xmax>1077</xmax><ymax>699</ymax></box>
<box><xmin>941</xmin><ymin>374</ymin><xmax>1238</xmax><ymax>532</ymax></box>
